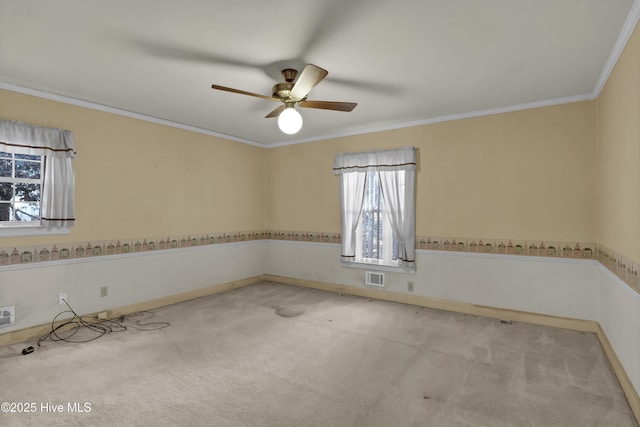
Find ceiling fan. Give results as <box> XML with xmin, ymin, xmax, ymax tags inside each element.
<box><xmin>211</xmin><ymin>64</ymin><xmax>357</xmax><ymax>135</ymax></box>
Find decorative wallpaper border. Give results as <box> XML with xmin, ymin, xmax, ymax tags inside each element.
<box><xmin>0</xmin><ymin>230</ymin><xmax>597</xmax><ymax>266</ymax></box>
<box><xmin>267</xmin><ymin>230</ymin><xmax>598</xmax><ymax>257</ymax></box>
<box><xmin>0</xmin><ymin>230</ymin><xmax>266</xmax><ymax>266</ymax></box>
<box><xmin>1</xmin><ymin>229</ymin><xmax>637</xmax><ymax>293</ymax></box>
<box><xmin>267</xmin><ymin>230</ymin><xmax>341</xmax><ymax>243</ymax></box>
<box><xmin>596</xmin><ymin>245</ymin><xmax>640</xmax><ymax>291</ymax></box>
<box><xmin>415</xmin><ymin>236</ymin><xmax>595</xmax><ymax>258</ymax></box>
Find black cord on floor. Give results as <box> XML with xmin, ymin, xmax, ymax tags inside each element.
<box><xmin>35</xmin><ymin>299</ymin><xmax>170</xmax><ymax>348</ymax></box>
<box><xmin>119</xmin><ymin>311</ymin><xmax>171</xmax><ymax>331</ymax></box>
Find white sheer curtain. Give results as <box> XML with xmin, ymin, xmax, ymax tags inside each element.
<box><xmin>333</xmin><ymin>146</ymin><xmax>416</xmax><ymax>268</ymax></box>
<box><xmin>0</xmin><ymin>120</ymin><xmax>76</xmax><ymax>227</ymax></box>
<box><xmin>379</xmin><ymin>169</ymin><xmax>415</xmax><ymax>267</ymax></box>
<box><xmin>40</xmin><ymin>156</ymin><xmax>76</xmax><ymax>227</ymax></box>
<box><xmin>338</xmin><ymin>172</ymin><xmax>367</xmax><ymax>261</ymax></box>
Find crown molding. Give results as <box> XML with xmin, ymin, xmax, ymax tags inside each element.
<box><xmin>593</xmin><ymin>0</ymin><xmax>640</xmax><ymax>97</ymax></box>
<box><xmin>266</xmin><ymin>93</ymin><xmax>595</xmax><ymax>148</ymax></box>
<box><xmin>0</xmin><ymin>82</ymin><xmax>263</xmax><ymax>148</ymax></box>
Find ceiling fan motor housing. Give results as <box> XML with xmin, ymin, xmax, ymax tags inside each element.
<box><xmin>272</xmin><ymin>82</ymin><xmax>294</xmax><ymax>100</ymax></box>
<box><xmin>272</xmin><ymin>68</ymin><xmax>300</xmax><ymax>101</ymax></box>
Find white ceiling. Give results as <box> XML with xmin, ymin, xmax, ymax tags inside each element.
<box><xmin>1</xmin><ymin>0</ymin><xmax>639</xmax><ymax>147</ymax></box>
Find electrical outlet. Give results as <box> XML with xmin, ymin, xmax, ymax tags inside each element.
<box><xmin>58</xmin><ymin>293</ymin><xmax>67</xmax><ymax>306</ymax></box>
<box><xmin>100</xmin><ymin>286</ymin><xmax>108</xmax><ymax>297</ymax></box>
<box><xmin>97</xmin><ymin>311</ymin><xmax>108</xmax><ymax>320</ymax></box>
<box><xmin>0</xmin><ymin>305</ymin><xmax>15</xmax><ymax>328</ymax></box>
<box><xmin>408</xmin><ymin>281</ymin><xmax>414</xmax><ymax>292</ymax></box>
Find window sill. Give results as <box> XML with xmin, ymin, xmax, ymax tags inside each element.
<box><xmin>341</xmin><ymin>259</ymin><xmax>416</xmax><ymax>275</ymax></box>
<box><xmin>0</xmin><ymin>225</ymin><xmax>71</xmax><ymax>238</ymax></box>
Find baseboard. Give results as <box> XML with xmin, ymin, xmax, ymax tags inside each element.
<box><xmin>594</xmin><ymin>323</ymin><xmax>640</xmax><ymax>422</ymax></box>
<box><xmin>264</xmin><ymin>274</ymin><xmax>599</xmax><ymax>332</ymax></box>
<box><xmin>0</xmin><ymin>274</ymin><xmax>267</xmax><ymax>347</ymax></box>
<box><xmin>264</xmin><ymin>274</ymin><xmax>640</xmax><ymax>424</ymax></box>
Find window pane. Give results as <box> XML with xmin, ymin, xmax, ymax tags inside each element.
<box><xmin>13</xmin><ymin>202</ymin><xmax>40</xmax><ymax>221</ymax></box>
<box><xmin>15</xmin><ymin>160</ymin><xmax>41</xmax><ymax>179</ymax></box>
<box><xmin>0</xmin><ymin>152</ymin><xmax>46</xmax><ymax>224</ymax></box>
<box><xmin>15</xmin><ymin>183</ymin><xmax>41</xmax><ymax>201</ymax></box>
<box><xmin>0</xmin><ymin>202</ymin><xmax>9</xmax><ymax>221</ymax></box>
<box><xmin>0</xmin><ymin>159</ymin><xmax>11</xmax><ymax>177</ymax></box>
<box><xmin>362</xmin><ymin>171</ymin><xmax>384</xmax><ymax>260</ymax></box>
<box><xmin>15</xmin><ymin>154</ymin><xmax>41</xmax><ymax>161</ymax></box>
<box><xmin>0</xmin><ymin>183</ymin><xmax>12</xmax><ymax>201</ymax></box>
<box><xmin>1</xmin><ymin>152</ymin><xmax>44</xmax><ymax>223</ymax></box>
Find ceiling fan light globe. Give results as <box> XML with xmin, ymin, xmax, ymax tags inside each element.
<box><xmin>278</xmin><ymin>107</ymin><xmax>303</xmax><ymax>135</ymax></box>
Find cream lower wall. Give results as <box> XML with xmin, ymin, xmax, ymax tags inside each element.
<box><xmin>265</xmin><ymin>240</ymin><xmax>599</xmax><ymax>320</ymax></box>
<box><xmin>0</xmin><ymin>240</ymin><xmax>266</xmax><ymax>334</ymax></box>
<box><xmin>265</xmin><ymin>239</ymin><xmax>640</xmax><ymax>396</ymax></box>
<box><xmin>597</xmin><ymin>266</ymin><xmax>640</xmax><ymax>396</ymax></box>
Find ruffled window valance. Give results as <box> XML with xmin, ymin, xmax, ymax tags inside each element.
<box><xmin>0</xmin><ymin>120</ymin><xmax>76</xmax><ymax>158</ymax></box>
<box><xmin>332</xmin><ymin>146</ymin><xmax>416</xmax><ymax>174</ymax></box>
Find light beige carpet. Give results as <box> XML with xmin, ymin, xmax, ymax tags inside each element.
<box><xmin>0</xmin><ymin>282</ymin><xmax>637</xmax><ymax>426</ymax></box>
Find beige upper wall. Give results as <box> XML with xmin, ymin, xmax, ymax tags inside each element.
<box><xmin>597</xmin><ymin>21</ymin><xmax>640</xmax><ymax>262</ymax></box>
<box><xmin>267</xmin><ymin>101</ymin><xmax>597</xmax><ymax>243</ymax></box>
<box><xmin>0</xmin><ymin>89</ymin><xmax>266</xmax><ymax>248</ymax></box>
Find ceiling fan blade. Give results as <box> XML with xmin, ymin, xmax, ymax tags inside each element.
<box><xmin>299</xmin><ymin>100</ymin><xmax>357</xmax><ymax>112</ymax></box>
<box><xmin>265</xmin><ymin>105</ymin><xmax>286</xmax><ymax>118</ymax></box>
<box><xmin>289</xmin><ymin>64</ymin><xmax>328</xmax><ymax>101</ymax></box>
<box><xmin>133</xmin><ymin>38</ymin><xmax>261</xmax><ymax>69</ymax></box>
<box><xmin>211</xmin><ymin>84</ymin><xmax>278</xmax><ymax>102</ymax></box>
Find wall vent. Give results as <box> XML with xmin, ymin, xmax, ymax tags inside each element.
<box><xmin>0</xmin><ymin>305</ymin><xmax>15</xmax><ymax>328</ymax></box>
<box><xmin>365</xmin><ymin>271</ymin><xmax>385</xmax><ymax>287</ymax></box>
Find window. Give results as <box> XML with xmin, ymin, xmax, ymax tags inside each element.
<box><xmin>355</xmin><ymin>171</ymin><xmax>399</xmax><ymax>265</ymax></box>
<box><xmin>333</xmin><ymin>147</ymin><xmax>416</xmax><ymax>272</ymax></box>
<box><xmin>0</xmin><ymin>152</ymin><xmax>44</xmax><ymax>223</ymax></box>
<box><xmin>0</xmin><ymin>120</ymin><xmax>76</xmax><ymax>237</ymax></box>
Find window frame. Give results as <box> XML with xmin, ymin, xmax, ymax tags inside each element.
<box><xmin>334</xmin><ymin>147</ymin><xmax>417</xmax><ymax>275</ymax></box>
<box><xmin>1</xmin><ymin>152</ymin><xmax>45</xmax><ymax>225</ymax></box>
<box><xmin>0</xmin><ymin>153</ymin><xmax>71</xmax><ymax>237</ymax></box>
<box><xmin>354</xmin><ymin>214</ymin><xmax>403</xmax><ymax>269</ymax></box>
<box><xmin>0</xmin><ymin>224</ymin><xmax>71</xmax><ymax>237</ymax></box>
